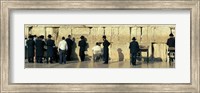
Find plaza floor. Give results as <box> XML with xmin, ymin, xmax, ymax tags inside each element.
<box><xmin>25</xmin><ymin>59</ymin><xmax>175</xmax><ymax>68</ymax></box>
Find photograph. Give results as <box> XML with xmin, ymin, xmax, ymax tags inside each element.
<box><xmin>24</xmin><ymin>24</ymin><xmax>175</xmax><ymax>68</ymax></box>
<box><xmin>1</xmin><ymin>0</ymin><xmax>199</xmax><ymax>92</ymax></box>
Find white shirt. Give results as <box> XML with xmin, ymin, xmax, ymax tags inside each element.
<box><xmin>92</xmin><ymin>45</ymin><xmax>102</xmax><ymax>54</ymax></box>
<box><xmin>58</xmin><ymin>40</ymin><xmax>68</xmax><ymax>50</ymax></box>
<box><xmin>25</xmin><ymin>39</ymin><xmax>27</xmax><ymax>47</ymax></box>
<box><xmin>34</xmin><ymin>37</ymin><xmax>37</xmax><ymax>42</ymax></box>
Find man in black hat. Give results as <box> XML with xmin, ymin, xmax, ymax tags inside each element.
<box><xmin>166</xmin><ymin>33</ymin><xmax>175</xmax><ymax>63</ymax></box>
<box><xmin>102</xmin><ymin>35</ymin><xmax>110</xmax><ymax>64</ymax></box>
<box><xmin>78</xmin><ymin>36</ymin><xmax>87</xmax><ymax>62</ymax></box>
<box><xmin>46</xmin><ymin>34</ymin><xmax>55</xmax><ymax>64</ymax></box>
<box><xmin>33</xmin><ymin>35</ymin><xmax>37</xmax><ymax>42</ymax></box>
<box><xmin>129</xmin><ymin>37</ymin><xmax>140</xmax><ymax>65</ymax></box>
<box><xmin>65</xmin><ymin>35</ymin><xmax>73</xmax><ymax>61</ymax></box>
<box><xmin>26</xmin><ymin>35</ymin><xmax>35</xmax><ymax>63</ymax></box>
<box><xmin>167</xmin><ymin>33</ymin><xmax>175</xmax><ymax>49</ymax></box>
<box><xmin>35</xmin><ymin>35</ymin><xmax>46</xmax><ymax>63</ymax></box>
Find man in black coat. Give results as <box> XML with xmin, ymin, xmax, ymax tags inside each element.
<box><xmin>46</xmin><ymin>35</ymin><xmax>55</xmax><ymax>64</ymax></box>
<box><xmin>102</xmin><ymin>35</ymin><xmax>110</xmax><ymax>64</ymax></box>
<box><xmin>129</xmin><ymin>37</ymin><xmax>140</xmax><ymax>66</ymax></box>
<box><xmin>166</xmin><ymin>33</ymin><xmax>175</xmax><ymax>63</ymax></box>
<box><xmin>35</xmin><ymin>35</ymin><xmax>45</xmax><ymax>63</ymax></box>
<box><xmin>25</xmin><ymin>38</ymin><xmax>28</xmax><ymax>59</ymax></box>
<box><xmin>26</xmin><ymin>35</ymin><xmax>35</xmax><ymax>63</ymax></box>
<box><xmin>78</xmin><ymin>36</ymin><xmax>87</xmax><ymax>62</ymax></box>
<box><xmin>167</xmin><ymin>33</ymin><xmax>175</xmax><ymax>52</ymax></box>
<box><xmin>65</xmin><ymin>35</ymin><xmax>73</xmax><ymax>61</ymax></box>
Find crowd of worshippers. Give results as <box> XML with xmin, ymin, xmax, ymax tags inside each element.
<box><xmin>25</xmin><ymin>33</ymin><xmax>175</xmax><ymax>65</ymax></box>
<box><xmin>25</xmin><ymin>34</ymin><xmax>110</xmax><ymax>64</ymax></box>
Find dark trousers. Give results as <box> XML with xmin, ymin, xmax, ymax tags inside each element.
<box><xmin>59</xmin><ymin>50</ymin><xmax>66</xmax><ymax>64</ymax></box>
<box><xmin>46</xmin><ymin>56</ymin><xmax>53</xmax><ymax>63</ymax></box>
<box><xmin>36</xmin><ymin>56</ymin><xmax>43</xmax><ymax>63</ymax></box>
<box><xmin>131</xmin><ymin>53</ymin><xmax>137</xmax><ymax>65</ymax></box>
<box><xmin>66</xmin><ymin>49</ymin><xmax>72</xmax><ymax>61</ymax></box>
<box><xmin>168</xmin><ymin>51</ymin><xmax>175</xmax><ymax>62</ymax></box>
<box><xmin>79</xmin><ymin>51</ymin><xmax>85</xmax><ymax>61</ymax></box>
<box><xmin>93</xmin><ymin>53</ymin><xmax>101</xmax><ymax>62</ymax></box>
<box><xmin>28</xmin><ymin>57</ymin><xmax>34</xmax><ymax>63</ymax></box>
<box><xmin>25</xmin><ymin>47</ymin><xmax>28</xmax><ymax>59</ymax></box>
<box><xmin>103</xmin><ymin>53</ymin><xmax>109</xmax><ymax>63</ymax></box>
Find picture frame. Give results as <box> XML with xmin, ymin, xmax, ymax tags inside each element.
<box><xmin>0</xmin><ymin>0</ymin><xmax>199</xmax><ymax>92</ymax></box>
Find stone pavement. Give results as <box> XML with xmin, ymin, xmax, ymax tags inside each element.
<box><xmin>25</xmin><ymin>60</ymin><xmax>175</xmax><ymax>68</ymax></box>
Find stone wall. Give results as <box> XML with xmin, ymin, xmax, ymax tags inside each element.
<box><xmin>25</xmin><ymin>25</ymin><xmax>175</xmax><ymax>61</ymax></box>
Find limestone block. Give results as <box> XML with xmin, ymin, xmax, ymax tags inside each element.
<box><xmin>24</xmin><ymin>27</ymin><xmax>29</xmax><ymax>38</ymax></box>
<box><xmin>118</xmin><ymin>27</ymin><xmax>130</xmax><ymax>35</ymax></box>
<box><xmin>72</xmin><ymin>28</ymin><xmax>90</xmax><ymax>35</ymax></box>
<box><xmin>130</xmin><ymin>27</ymin><xmax>137</xmax><ymax>39</ymax></box>
<box><xmin>58</xmin><ymin>27</ymin><xmax>70</xmax><ymax>37</ymax></box>
<box><xmin>140</xmin><ymin>26</ymin><xmax>149</xmax><ymax>44</ymax></box>
<box><xmin>45</xmin><ymin>27</ymin><xmax>53</xmax><ymax>39</ymax></box>
<box><xmin>110</xmin><ymin>27</ymin><xmax>119</xmax><ymax>43</ymax></box>
<box><xmin>90</xmin><ymin>27</ymin><xmax>104</xmax><ymax>43</ymax></box>
<box><xmin>135</xmin><ymin>27</ymin><xmax>142</xmax><ymax>43</ymax></box>
<box><xmin>54</xmin><ymin>27</ymin><xmax>72</xmax><ymax>45</ymax></box>
<box><xmin>54</xmin><ymin>28</ymin><xmax>67</xmax><ymax>46</ymax></box>
<box><xmin>147</xmin><ymin>26</ymin><xmax>155</xmax><ymax>42</ymax></box>
<box><xmin>118</xmin><ymin>27</ymin><xmax>130</xmax><ymax>43</ymax></box>
<box><xmin>31</xmin><ymin>27</ymin><xmax>45</xmax><ymax>36</ymax></box>
<box><xmin>156</xmin><ymin>26</ymin><xmax>170</xmax><ymax>42</ymax></box>
<box><xmin>89</xmin><ymin>28</ymin><xmax>97</xmax><ymax>43</ymax></box>
<box><xmin>153</xmin><ymin>26</ymin><xmax>170</xmax><ymax>43</ymax></box>
<box><xmin>104</xmin><ymin>27</ymin><xmax>112</xmax><ymax>41</ymax></box>
<box><xmin>153</xmin><ymin>44</ymin><xmax>168</xmax><ymax>61</ymax></box>
<box><xmin>90</xmin><ymin>27</ymin><xmax>104</xmax><ymax>35</ymax></box>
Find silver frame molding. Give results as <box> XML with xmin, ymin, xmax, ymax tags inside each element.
<box><xmin>0</xmin><ymin>0</ymin><xmax>199</xmax><ymax>93</ymax></box>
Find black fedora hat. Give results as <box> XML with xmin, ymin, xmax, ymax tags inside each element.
<box><xmin>48</xmin><ymin>34</ymin><xmax>52</xmax><ymax>38</ymax></box>
<box><xmin>169</xmin><ymin>33</ymin><xmax>174</xmax><ymax>36</ymax></box>
<box><xmin>102</xmin><ymin>35</ymin><xmax>106</xmax><ymax>39</ymax></box>
<box><xmin>132</xmin><ymin>37</ymin><xmax>136</xmax><ymax>40</ymax></box>
<box><xmin>80</xmin><ymin>35</ymin><xmax>84</xmax><ymax>39</ymax></box>
<box><xmin>28</xmin><ymin>35</ymin><xmax>33</xmax><ymax>38</ymax></box>
<box><xmin>40</xmin><ymin>35</ymin><xmax>44</xmax><ymax>39</ymax></box>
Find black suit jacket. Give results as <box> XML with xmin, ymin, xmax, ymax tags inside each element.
<box><xmin>35</xmin><ymin>39</ymin><xmax>45</xmax><ymax>56</ymax></box>
<box><xmin>78</xmin><ymin>39</ymin><xmax>86</xmax><ymax>51</ymax></box>
<box><xmin>26</xmin><ymin>39</ymin><xmax>35</xmax><ymax>57</ymax></box>
<box><xmin>46</xmin><ymin>39</ymin><xmax>55</xmax><ymax>57</ymax></box>
<box><xmin>103</xmin><ymin>40</ymin><xmax>110</xmax><ymax>51</ymax></box>
<box><xmin>167</xmin><ymin>37</ymin><xmax>175</xmax><ymax>47</ymax></box>
<box><xmin>66</xmin><ymin>38</ymin><xmax>73</xmax><ymax>49</ymax></box>
<box><xmin>129</xmin><ymin>41</ymin><xmax>139</xmax><ymax>54</ymax></box>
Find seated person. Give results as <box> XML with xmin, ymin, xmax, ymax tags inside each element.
<box><xmin>166</xmin><ymin>33</ymin><xmax>175</xmax><ymax>62</ymax></box>
<box><xmin>92</xmin><ymin>42</ymin><xmax>102</xmax><ymax>62</ymax></box>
